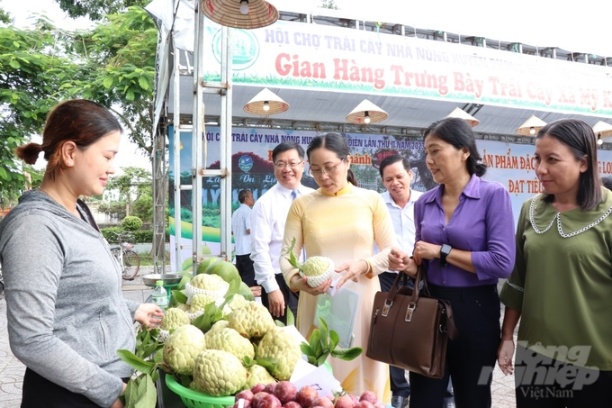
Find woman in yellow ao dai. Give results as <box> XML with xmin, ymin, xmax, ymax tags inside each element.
<box><xmin>280</xmin><ymin>133</ymin><xmax>396</xmax><ymax>403</ymax></box>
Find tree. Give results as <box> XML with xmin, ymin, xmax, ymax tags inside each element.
<box><xmin>105</xmin><ymin>166</ymin><xmax>152</xmax><ymax>217</ymax></box>
<box><xmin>1</xmin><ymin>3</ymin><xmax>161</xmax><ymax>253</ymax></box>
<box><xmin>67</xmin><ymin>6</ymin><xmax>158</xmax><ymax>156</ymax></box>
<box><xmin>58</xmin><ymin>0</ymin><xmax>149</xmax><ymax>21</ymax></box>
<box><xmin>0</xmin><ymin>17</ymin><xmax>82</xmax><ymax>204</ymax></box>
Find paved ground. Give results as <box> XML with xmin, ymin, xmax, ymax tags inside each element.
<box><xmin>0</xmin><ymin>269</ymin><xmax>517</xmax><ymax>407</ymax></box>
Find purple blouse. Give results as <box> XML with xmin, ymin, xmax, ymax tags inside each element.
<box><xmin>415</xmin><ymin>175</ymin><xmax>516</xmax><ymax>287</ymax></box>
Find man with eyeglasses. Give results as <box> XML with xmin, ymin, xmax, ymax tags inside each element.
<box><xmin>250</xmin><ymin>142</ymin><xmax>314</xmax><ymax>324</ymax></box>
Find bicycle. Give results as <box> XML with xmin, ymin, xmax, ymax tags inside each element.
<box><xmin>109</xmin><ymin>232</ymin><xmax>141</xmax><ymax>280</ymax></box>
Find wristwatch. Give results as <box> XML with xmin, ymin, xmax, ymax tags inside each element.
<box><xmin>440</xmin><ymin>244</ymin><xmax>452</xmax><ymax>266</ymax></box>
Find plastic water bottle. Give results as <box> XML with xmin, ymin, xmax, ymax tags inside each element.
<box><xmin>151</xmin><ymin>280</ymin><xmax>168</xmax><ymax>308</ymax></box>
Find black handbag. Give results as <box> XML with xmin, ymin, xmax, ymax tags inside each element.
<box><xmin>366</xmin><ymin>267</ymin><xmax>458</xmax><ymax>379</ymax></box>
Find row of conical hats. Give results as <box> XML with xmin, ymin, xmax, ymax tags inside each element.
<box><xmin>243</xmin><ymin>89</ymin><xmax>390</xmax><ymax>124</ymax></box>
<box><xmin>244</xmin><ymin>88</ymin><xmax>612</xmax><ymax>140</ymax></box>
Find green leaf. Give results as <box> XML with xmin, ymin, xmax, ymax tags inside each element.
<box><xmin>133</xmin><ymin>327</ymin><xmax>163</xmax><ymax>360</ymax></box>
<box><xmin>330</xmin><ymin>347</ymin><xmax>363</xmax><ymax>361</ymax></box>
<box><xmin>329</xmin><ymin>330</ymin><xmax>340</xmax><ymax>349</ymax></box>
<box><xmin>103</xmin><ymin>76</ymin><xmax>114</xmax><ymax>89</ymax></box>
<box><xmin>117</xmin><ymin>350</ymin><xmax>155</xmax><ymax>376</ymax></box>
<box><xmin>124</xmin><ymin>374</ymin><xmax>157</xmax><ymax>408</ymax></box>
<box><xmin>255</xmin><ymin>357</ymin><xmax>277</xmax><ymax>371</ymax></box>
<box><xmin>138</xmin><ymin>75</ymin><xmax>150</xmax><ymax>90</ymax></box>
<box><xmin>300</xmin><ymin>342</ymin><xmax>315</xmax><ymax>357</ymax></box>
<box><xmin>284</xmin><ymin>237</ymin><xmax>302</xmax><ymax>270</ymax></box>
<box><xmin>153</xmin><ymin>349</ymin><xmax>164</xmax><ymax>364</ymax></box>
<box><xmin>170</xmin><ymin>290</ymin><xmax>187</xmax><ymax>304</ymax></box>
<box><xmin>191</xmin><ymin>302</ymin><xmax>223</xmax><ymax>332</ymax></box>
<box><xmin>242</xmin><ymin>356</ymin><xmax>254</xmax><ymax>368</ymax></box>
<box><xmin>286</xmin><ymin>307</ymin><xmax>295</xmax><ymax>326</ymax></box>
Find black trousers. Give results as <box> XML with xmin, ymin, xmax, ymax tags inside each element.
<box><xmin>409</xmin><ymin>284</ymin><xmax>500</xmax><ymax>408</ymax></box>
<box><xmin>235</xmin><ymin>254</ymin><xmax>256</xmax><ymax>287</ymax></box>
<box><xmin>514</xmin><ymin>346</ymin><xmax>612</xmax><ymax>407</ymax></box>
<box><xmin>21</xmin><ymin>367</ymin><xmax>124</xmax><ymax>408</ymax></box>
<box><xmin>261</xmin><ymin>273</ymin><xmax>299</xmax><ymax>325</ymax></box>
<box><xmin>379</xmin><ymin>272</ymin><xmax>411</xmax><ymax>398</ymax></box>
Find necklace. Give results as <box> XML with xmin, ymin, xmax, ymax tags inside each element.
<box><xmin>529</xmin><ymin>195</ymin><xmax>612</xmax><ymax>238</ymax></box>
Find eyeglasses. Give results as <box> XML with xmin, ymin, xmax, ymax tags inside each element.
<box><xmin>309</xmin><ymin>159</ymin><xmax>345</xmax><ymax>177</ymax></box>
<box><xmin>273</xmin><ymin>161</ymin><xmax>303</xmax><ymax>169</ymax></box>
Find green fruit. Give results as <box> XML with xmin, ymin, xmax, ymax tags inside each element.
<box><xmin>196</xmin><ymin>257</ymin><xmax>221</xmax><ymax>275</ymax></box>
<box><xmin>206</xmin><ymin>261</ymin><xmax>240</xmax><ymax>285</ymax></box>
<box><xmin>255</xmin><ymin>327</ymin><xmax>301</xmax><ymax>381</ymax></box>
<box><xmin>201</xmin><ymin>245</ymin><xmax>212</xmax><ymax>255</ymax></box>
<box><xmin>191</xmin><ymin>349</ymin><xmax>247</xmax><ymax>396</ymax></box>
<box><xmin>181</xmin><ymin>258</ymin><xmax>193</xmax><ymax>272</ymax></box>
<box><xmin>238</xmin><ymin>281</ymin><xmax>255</xmax><ymax>301</ymax></box>
<box><xmin>163</xmin><ymin>325</ymin><xmax>206</xmax><ymax>375</ymax></box>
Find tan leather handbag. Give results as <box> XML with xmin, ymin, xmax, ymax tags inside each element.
<box><xmin>366</xmin><ymin>267</ymin><xmax>458</xmax><ymax>379</ymax></box>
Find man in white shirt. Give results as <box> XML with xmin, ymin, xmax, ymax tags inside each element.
<box><xmin>231</xmin><ymin>189</ymin><xmax>256</xmax><ymax>287</ymax></box>
<box><xmin>250</xmin><ymin>142</ymin><xmax>314</xmax><ymax>324</ymax></box>
<box><xmin>379</xmin><ymin>154</ymin><xmax>423</xmax><ymax>408</ymax></box>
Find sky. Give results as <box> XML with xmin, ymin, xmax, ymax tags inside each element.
<box><xmin>278</xmin><ymin>0</ymin><xmax>612</xmax><ymax>57</ymax></box>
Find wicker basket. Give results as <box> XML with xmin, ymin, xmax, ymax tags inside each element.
<box><xmin>165</xmin><ymin>374</ymin><xmax>235</xmax><ymax>408</ymax></box>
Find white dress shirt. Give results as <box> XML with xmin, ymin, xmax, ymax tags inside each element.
<box><xmin>250</xmin><ymin>183</ymin><xmax>314</xmax><ymax>293</ymax></box>
<box><xmin>231</xmin><ymin>203</ymin><xmax>252</xmax><ymax>256</ymax></box>
<box><xmin>380</xmin><ymin>189</ymin><xmax>423</xmax><ymax>272</ymax></box>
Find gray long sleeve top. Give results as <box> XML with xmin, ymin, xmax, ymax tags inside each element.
<box><xmin>0</xmin><ymin>190</ymin><xmax>140</xmax><ymax>407</ymax></box>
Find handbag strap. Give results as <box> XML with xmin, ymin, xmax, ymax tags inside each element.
<box><xmin>386</xmin><ymin>272</ymin><xmax>410</xmax><ymax>301</ymax></box>
<box><xmin>409</xmin><ymin>266</ymin><xmax>424</xmax><ymax>304</ymax></box>
<box><xmin>381</xmin><ymin>272</ymin><xmax>411</xmax><ymax>317</ymax></box>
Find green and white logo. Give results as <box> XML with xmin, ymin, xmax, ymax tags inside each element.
<box><xmin>211</xmin><ymin>29</ymin><xmax>259</xmax><ymax>71</ymax></box>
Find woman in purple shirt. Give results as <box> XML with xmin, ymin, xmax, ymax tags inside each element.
<box><xmin>389</xmin><ymin>117</ymin><xmax>516</xmax><ymax>408</ymax></box>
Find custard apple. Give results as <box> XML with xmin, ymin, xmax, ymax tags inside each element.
<box><xmin>205</xmin><ymin>327</ymin><xmax>255</xmax><ymax>360</ymax></box>
<box><xmin>190</xmin><ymin>273</ymin><xmax>229</xmax><ymax>291</ymax></box>
<box><xmin>255</xmin><ymin>327</ymin><xmax>301</xmax><ymax>381</ymax></box>
<box><xmin>191</xmin><ymin>349</ymin><xmax>247</xmax><ymax>396</ymax></box>
<box><xmin>160</xmin><ymin>307</ymin><xmax>190</xmax><ymax>331</ymax></box>
<box><xmin>163</xmin><ymin>325</ymin><xmax>206</xmax><ymax>375</ymax></box>
<box><xmin>175</xmin><ymin>302</ymin><xmax>190</xmax><ymax>312</ymax></box>
<box><xmin>244</xmin><ymin>364</ymin><xmax>276</xmax><ymax>390</ymax></box>
<box><xmin>208</xmin><ymin>319</ymin><xmax>229</xmax><ymax>333</ymax></box>
<box><xmin>189</xmin><ymin>293</ymin><xmax>217</xmax><ymax>313</ymax></box>
<box><xmin>222</xmin><ymin>293</ymin><xmax>249</xmax><ymax>316</ymax></box>
<box><xmin>300</xmin><ymin>256</ymin><xmax>334</xmax><ymax>288</ymax></box>
<box><xmin>227</xmin><ymin>301</ymin><xmax>276</xmax><ymax>339</ymax></box>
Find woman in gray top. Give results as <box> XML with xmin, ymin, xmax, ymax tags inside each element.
<box><xmin>0</xmin><ymin>99</ymin><xmax>163</xmax><ymax>408</ymax></box>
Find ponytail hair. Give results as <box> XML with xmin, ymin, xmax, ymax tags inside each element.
<box><xmin>347</xmin><ymin>168</ymin><xmax>358</xmax><ymax>186</ymax></box>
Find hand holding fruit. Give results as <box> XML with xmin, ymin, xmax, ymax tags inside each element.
<box><xmin>289</xmin><ymin>274</ymin><xmax>332</xmax><ymax>295</ymax></box>
<box><xmin>134</xmin><ymin>303</ymin><xmax>164</xmax><ymax>328</ymax></box>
